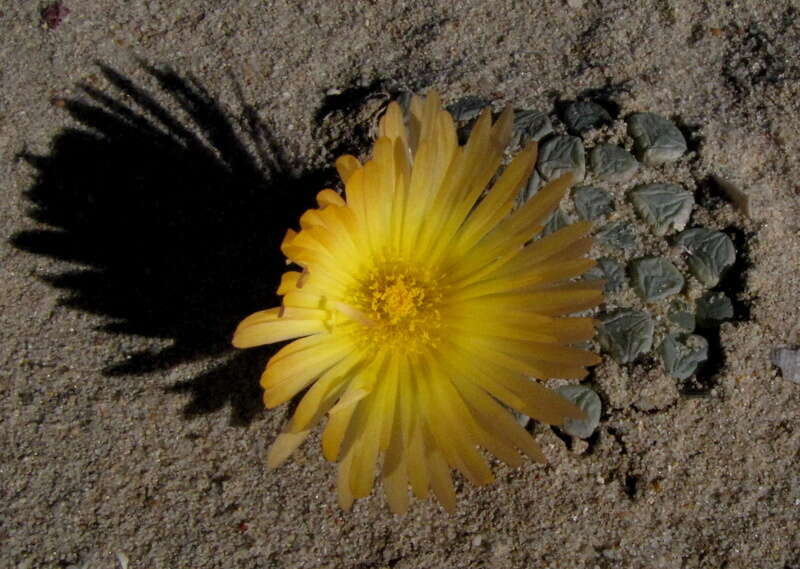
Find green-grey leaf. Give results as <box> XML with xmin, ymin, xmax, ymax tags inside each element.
<box><xmin>542</xmin><ymin>208</ymin><xmax>569</xmax><ymax>237</ymax></box>
<box><xmin>630</xmin><ymin>183</ymin><xmax>694</xmax><ymax>236</ymax></box>
<box><xmin>629</xmin><ymin>256</ymin><xmax>685</xmax><ymax>301</ymax></box>
<box><xmin>589</xmin><ymin>144</ymin><xmax>639</xmax><ymax>183</ymax></box>
<box><xmin>446</xmin><ymin>96</ymin><xmax>490</xmax><ymax>122</ymax></box>
<box><xmin>599</xmin><ymin>257</ymin><xmax>625</xmax><ymax>293</ymax></box>
<box><xmin>584</xmin><ymin>257</ymin><xmax>625</xmax><ymax>294</ymax></box>
<box><xmin>572</xmin><ymin>185</ymin><xmax>614</xmax><ymax>221</ymax></box>
<box><xmin>695</xmin><ymin>292</ymin><xmax>734</xmax><ymax>326</ymax></box>
<box><xmin>555</xmin><ymin>385</ymin><xmax>602</xmax><ymax>439</ymax></box>
<box><xmin>675</xmin><ymin>228</ymin><xmax>736</xmax><ymax>287</ymax></box>
<box><xmin>627</xmin><ymin>112</ymin><xmax>687</xmax><ymax>165</ymax></box>
<box><xmin>515</xmin><ymin>170</ymin><xmax>543</xmax><ymax>208</ymax></box>
<box><xmin>598</xmin><ymin>309</ymin><xmax>654</xmax><ymax>364</ymax></box>
<box><xmin>512</xmin><ymin>109</ymin><xmax>553</xmax><ymax>146</ymax></box>
<box><xmin>659</xmin><ymin>334</ymin><xmax>709</xmax><ymax>380</ymax></box>
<box><xmin>563</xmin><ymin>101</ymin><xmax>611</xmax><ymax>134</ymax></box>
<box><xmin>537</xmin><ymin>135</ymin><xmax>586</xmax><ymax>183</ymax></box>
<box><xmin>596</xmin><ymin>220</ymin><xmax>639</xmax><ymax>251</ymax></box>
<box><xmin>668</xmin><ymin>300</ymin><xmax>696</xmax><ymax>332</ymax></box>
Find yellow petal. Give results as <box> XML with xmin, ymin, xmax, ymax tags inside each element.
<box><xmin>451</xmin><ymin>376</ymin><xmax>545</xmax><ymax>463</ymax></box>
<box><xmin>378</xmin><ymin>101</ymin><xmax>409</xmax><ymax>146</ymax></box>
<box><xmin>281</xmin><ymin>290</ymin><xmax>323</xmax><ymax>309</ymax></box>
<box><xmin>422</xmin><ymin>363</ymin><xmax>494</xmax><ymax>486</ymax></box>
<box><xmin>266</xmin><ymin>429</ymin><xmax>311</xmax><ymax>469</ymax></box>
<box><xmin>288</xmin><ymin>351</ymin><xmax>362</xmax><ymax>432</ymax></box>
<box><xmin>348</xmin><ymin>358</ymin><xmax>396</xmax><ymax>499</ymax></box>
<box><xmin>277</xmin><ymin>271</ymin><xmax>302</xmax><ymax>294</ymax></box>
<box><xmin>523</xmin><ymin>282</ymin><xmax>605</xmax><ymax>316</ymax></box>
<box><xmin>536</xmin><ymin>317</ymin><xmax>598</xmax><ymax>344</ymax></box>
<box><xmin>322</xmin><ymin>398</ymin><xmax>360</xmax><ymax>462</ymax></box>
<box><xmin>382</xmin><ymin>369</ymin><xmax>410</xmax><ymax>514</ymax></box>
<box><xmin>316</xmin><ymin>188</ymin><xmax>345</xmax><ymax>208</ymax></box>
<box><xmin>497</xmin><ymin>221</ymin><xmax>594</xmax><ymax>278</ymax></box>
<box><xmin>348</xmin><ymin>407</ymin><xmax>382</xmax><ymax>499</ymax></box>
<box><xmin>299</xmin><ymin>209</ymin><xmax>325</xmax><ymax>230</ymax></box>
<box><xmin>442</xmin><ymin>339</ymin><xmax>586</xmax><ymax>425</ymax></box>
<box><xmin>489</xmin><ymin>105</ymin><xmax>514</xmax><ymax>150</ymax></box>
<box><xmin>504</xmin><ymin>172</ymin><xmax>574</xmax><ymax>236</ymax></box>
<box><xmin>406</xmin><ymin>412</ymin><xmax>429</xmax><ymax>499</ymax></box>
<box><xmin>425</xmin><ymin>434</ymin><xmax>457</xmax><ymax>513</ymax></box>
<box><xmin>232</xmin><ymin>309</ymin><xmax>327</xmax><ymax>348</ymax></box>
<box><xmin>383</xmin><ymin>448</ymin><xmax>409</xmax><ymax>514</ymax></box>
<box><xmin>336</xmin><ymin>448</ymin><xmax>355</xmax><ymax>511</ymax></box>
<box><xmin>335</xmin><ymin>155</ymin><xmax>361</xmax><ymax>184</ymax></box>
<box><xmin>261</xmin><ymin>336</ymin><xmax>352</xmax><ymax>406</ymax></box>
<box><xmin>455</xmin><ymin>142</ymin><xmax>538</xmax><ymax>251</ymax></box>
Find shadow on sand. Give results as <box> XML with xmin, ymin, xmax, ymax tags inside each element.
<box><xmin>13</xmin><ymin>62</ymin><xmax>335</xmax><ymax>425</ymax></box>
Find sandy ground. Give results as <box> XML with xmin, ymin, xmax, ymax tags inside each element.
<box><xmin>2</xmin><ymin>1</ymin><xmax>800</xmax><ymax>568</ymax></box>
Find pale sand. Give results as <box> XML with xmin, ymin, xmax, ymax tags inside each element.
<box><xmin>2</xmin><ymin>1</ymin><xmax>799</xmax><ymax>568</ymax></box>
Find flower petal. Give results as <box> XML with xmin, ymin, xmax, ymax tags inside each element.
<box><xmin>287</xmin><ymin>351</ymin><xmax>363</xmax><ymax>433</ymax></box>
<box><xmin>425</xmin><ymin>432</ymin><xmax>457</xmax><ymax>513</ymax></box>
<box><xmin>451</xmin><ymin>376</ymin><xmax>545</xmax><ymax>463</ymax></box>
<box><xmin>422</xmin><ymin>364</ymin><xmax>494</xmax><ymax>486</ymax></box>
<box><xmin>232</xmin><ymin>308</ymin><xmax>327</xmax><ymax>348</ymax></box>
<box><xmin>266</xmin><ymin>429</ymin><xmax>312</xmax><ymax>469</ymax></box>
<box><xmin>336</xmin><ymin>155</ymin><xmax>360</xmax><ymax>184</ymax></box>
<box><xmin>316</xmin><ymin>188</ymin><xmax>345</xmax><ymax>208</ymax></box>
<box><xmin>454</xmin><ymin>141</ymin><xmax>538</xmax><ymax>251</ymax></box>
<box><xmin>261</xmin><ymin>335</ymin><xmax>353</xmax><ymax>407</ymax></box>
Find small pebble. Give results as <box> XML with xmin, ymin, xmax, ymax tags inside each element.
<box><xmin>659</xmin><ymin>334</ymin><xmax>709</xmax><ymax>380</ymax></box>
<box><xmin>596</xmin><ymin>220</ymin><xmax>639</xmax><ymax>251</ymax></box>
<box><xmin>695</xmin><ymin>291</ymin><xmax>734</xmax><ymax>326</ymax></box>
<box><xmin>629</xmin><ymin>256</ymin><xmax>685</xmax><ymax>301</ymax></box>
<box><xmin>116</xmin><ymin>553</ymin><xmax>130</xmax><ymax>569</ymax></box>
<box><xmin>710</xmin><ymin>173</ymin><xmax>769</xmax><ymax>220</ymax></box>
<box><xmin>537</xmin><ymin>135</ymin><xmax>586</xmax><ymax>183</ymax></box>
<box><xmin>555</xmin><ymin>384</ymin><xmax>602</xmax><ymax>439</ymax></box>
<box><xmin>41</xmin><ymin>2</ymin><xmax>70</xmax><ymax>29</ymax></box>
<box><xmin>675</xmin><ymin>228</ymin><xmax>736</xmax><ymax>287</ymax></box>
<box><xmin>563</xmin><ymin>101</ymin><xmax>611</xmax><ymax>134</ymax></box>
<box><xmin>598</xmin><ymin>309</ymin><xmax>654</xmax><ymax>364</ymax></box>
<box><xmin>572</xmin><ymin>186</ymin><xmax>614</xmax><ymax>221</ymax></box>
<box><xmin>627</xmin><ymin>112</ymin><xmax>687</xmax><ymax>165</ymax></box>
<box><xmin>771</xmin><ymin>347</ymin><xmax>800</xmax><ymax>384</ymax></box>
<box><xmin>630</xmin><ymin>183</ymin><xmax>694</xmax><ymax>236</ymax></box>
<box><xmin>512</xmin><ymin>109</ymin><xmax>553</xmax><ymax>146</ymax></box>
<box><xmin>710</xmin><ymin>174</ymin><xmax>751</xmax><ymax>216</ymax></box>
<box><xmin>589</xmin><ymin>144</ymin><xmax>639</xmax><ymax>183</ymax></box>
<box><xmin>571</xmin><ymin>439</ymin><xmax>590</xmax><ymax>454</ymax></box>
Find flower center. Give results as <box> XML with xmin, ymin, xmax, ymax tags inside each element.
<box><xmin>347</xmin><ymin>263</ymin><xmax>443</xmax><ymax>351</ymax></box>
<box><xmin>372</xmin><ymin>276</ymin><xmax>424</xmax><ymax>324</ymax></box>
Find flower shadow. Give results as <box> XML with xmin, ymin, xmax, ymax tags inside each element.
<box><xmin>12</xmin><ymin>63</ymin><xmax>334</xmax><ymax>425</ymax></box>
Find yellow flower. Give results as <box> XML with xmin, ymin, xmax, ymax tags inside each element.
<box><xmin>233</xmin><ymin>92</ymin><xmax>603</xmax><ymax>514</ymax></box>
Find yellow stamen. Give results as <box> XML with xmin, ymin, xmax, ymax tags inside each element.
<box><xmin>342</xmin><ymin>262</ymin><xmax>443</xmax><ymax>351</ymax></box>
